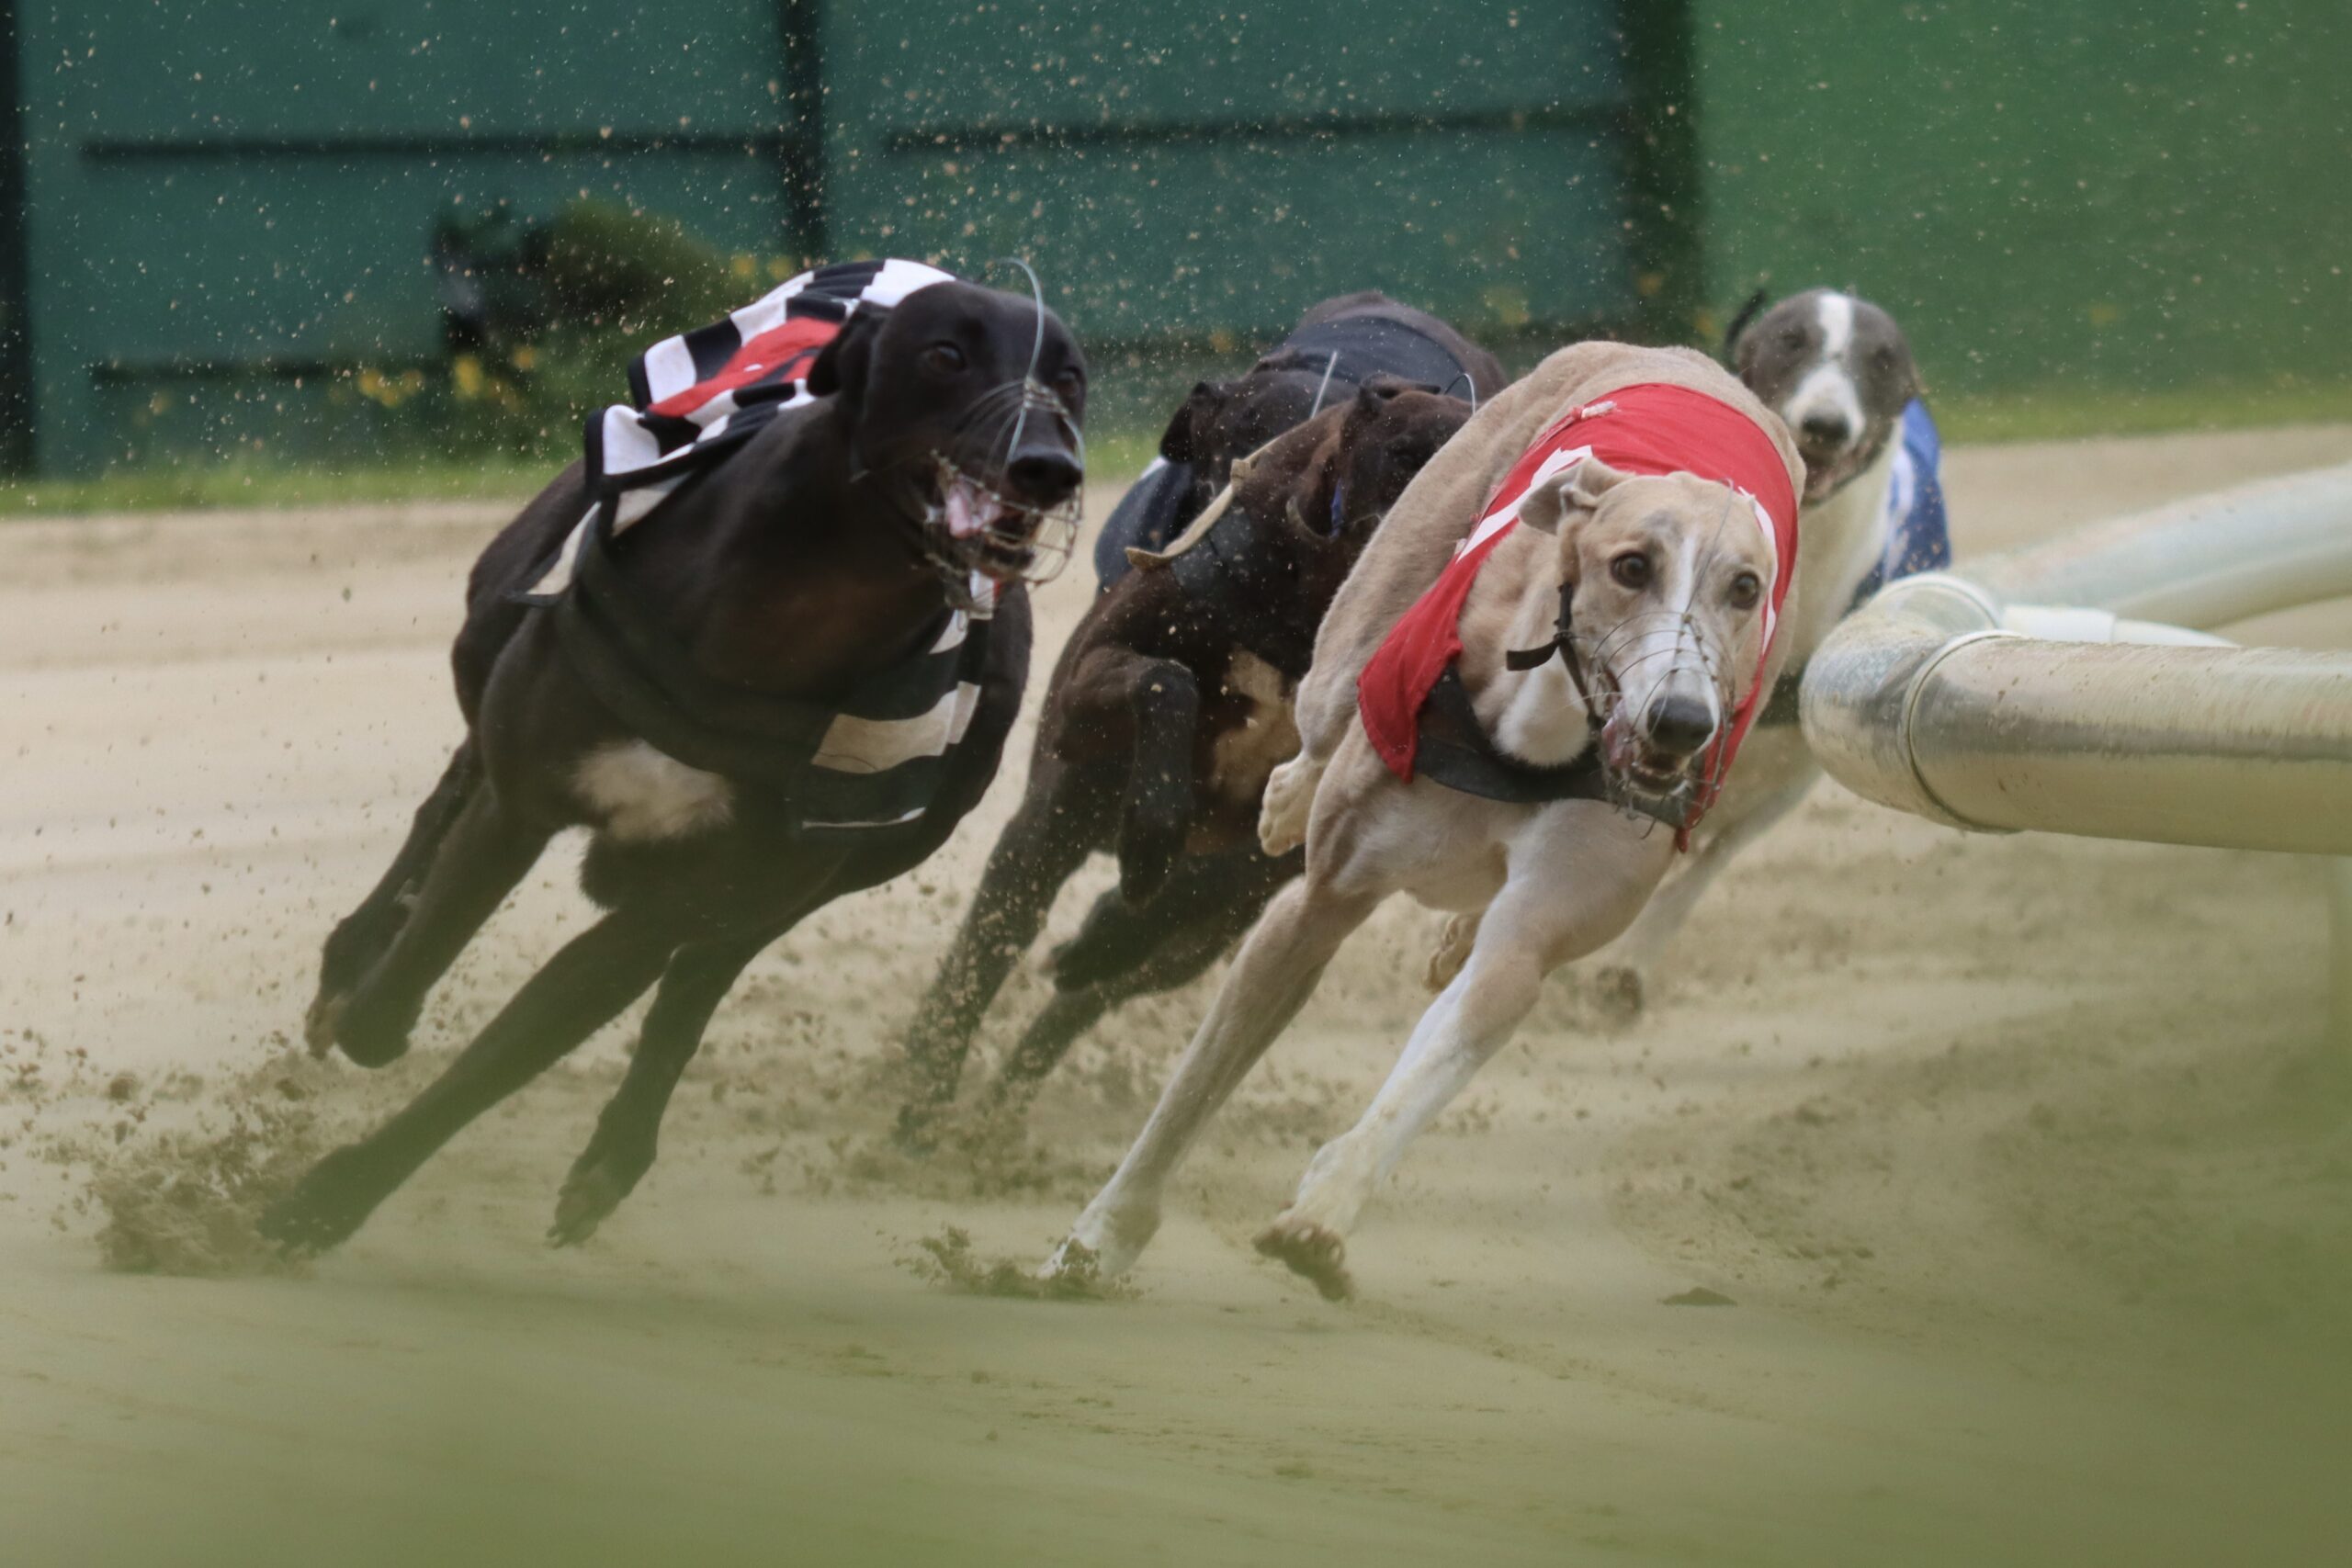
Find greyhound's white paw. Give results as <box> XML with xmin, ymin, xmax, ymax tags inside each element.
<box><xmin>1038</xmin><ymin>1236</ymin><xmax>1102</xmax><ymax>1282</ymax></box>
<box><xmin>1424</xmin><ymin>911</ymin><xmax>1480</xmax><ymax>993</ymax></box>
<box><xmin>1253</xmin><ymin>1213</ymin><xmax>1354</xmax><ymax>1301</ymax></box>
<box><xmin>1258</xmin><ymin>754</ymin><xmax>1323</xmax><ymax>856</ymax></box>
<box><xmin>1045</xmin><ymin>1202</ymin><xmax>1158</xmax><ymax>1281</ymax></box>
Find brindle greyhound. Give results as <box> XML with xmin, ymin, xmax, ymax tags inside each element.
<box><xmin>895</xmin><ymin>381</ymin><xmax>1474</xmax><ymax>1141</ymax></box>
<box><xmin>1092</xmin><ymin>291</ymin><xmax>1507</xmax><ymax>584</ymax></box>
<box><xmin>259</xmin><ymin>276</ymin><xmax>1086</xmax><ymax>1255</ymax></box>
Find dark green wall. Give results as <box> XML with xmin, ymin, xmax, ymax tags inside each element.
<box><xmin>14</xmin><ymin>0</ymin><xmax>805</xmax><ymax>471</ymax></box>
<box><xmin>816</xmin><ymin>3</ymin><xmax>1657</xmax><ymax>347</ymax></box>
<box><xmin>19</xmin><ymin>4</ymin><xmax>2335</xmax><ymax>471</ymax></box>
<box><xmin>1691</xmin><ymin>1</ymin><xmax>2352</xmax><ymax>398</ymax></box>
<box><xmin>7</xmin><ymin>2</ymin><xmax>1677</xmax><ymax>473</ymax></box>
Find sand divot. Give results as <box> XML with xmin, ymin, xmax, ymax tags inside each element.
<box><xmin>28</xmin><ymin>1045</ymin><xmax>380</xmax><ymax>1279</ymax></box>
<box><xmin>82</xmin><ymin>1076</ymin><xmax>331</xmax><ymax>1278</ymax></box>
<box><xmin>903</xmin><ymin>1225</ymin><xmax>1136</xmax><ymax>1303</ymax></box>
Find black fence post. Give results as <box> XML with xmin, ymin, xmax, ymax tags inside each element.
<box><xmin>777</xmin><ymin>0</ymin><xmax>828</xmax><ymax>266</ymax></box>
<box><xmin>1619</xmin><ymin>0</ymin><xmax>1703</xmax><ymax>348</ymax></box>
<box><xmin>0</xmin><ymin>0</ymin><xmax>34</xmax><ymax>472</ymax></box>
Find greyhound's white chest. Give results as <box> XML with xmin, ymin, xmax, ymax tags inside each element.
<box><xmin>1487</xmin><ymin>659</ymin><xmax>1590</xmax><ymax>768</ymax></box>
<box><xmin>573</xmin><ymin>740</ymin><xmax>735</xmax><ymax>842</ymax></box>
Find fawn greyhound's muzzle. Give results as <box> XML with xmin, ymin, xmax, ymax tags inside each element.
<box><xmin>1510</xmin><ymin>584</ymin><xmax>1729</xmax><ymax>832</ymax></box>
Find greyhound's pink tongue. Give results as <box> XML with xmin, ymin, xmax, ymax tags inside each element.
<box><xmin>944</xmin><ymin>479</ymin><xmax>992</xmax><ymax>539</ymax></box>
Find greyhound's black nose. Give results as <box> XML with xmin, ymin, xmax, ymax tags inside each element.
<box><xmin>1799</xmin><ymin>410</ymin><xmax>1851</xmax><ymax>447</ymax></box>
<box><xmin>1645</xmin><ymin>694</ymin><xmax>1716</xmax><ymax>758</ymax></box>
<box><xmin>1005</xmin><ymin>447</ymin><xmax>1083</xmax><ymax>507</ymax></box>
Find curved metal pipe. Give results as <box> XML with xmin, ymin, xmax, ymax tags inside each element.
<box><xmin>1801</xmin><ymin>463</ymin><xmax>2352</xmax><ymax>855</ymax></box>
<box><xmin>1967</xmin><ymin>461</ymin><xmax>2352</xmax><ymax>626</ymax></box>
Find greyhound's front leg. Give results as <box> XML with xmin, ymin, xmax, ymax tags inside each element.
<box><xmin>1592</xmin><ymin>769</ymin><xmax>1815</xmax><ymax>1017</ymax></box>
<box><xmin>261</xmin><ymin>908</ymin><xmax>676</xmax><ymax>1256</ymax></box>
<box><xmin>1253</xmin><ymin>938</ymin><xmax>1545</xmax><ymax>1300</ymax></box>
<box><xmin>1046</xmin><ymin>876</ymin><xmax>1376</xmax><ymax>1279</ymax></box>
<box><xmin>1259</xmin><ymin>807</ymin><xmax>1670</xmax><ymax>1299</ymax></box>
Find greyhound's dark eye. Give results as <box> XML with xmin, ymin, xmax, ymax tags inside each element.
<box><xmin>1053</xmin><ymin>366</ymin><xmax>1084</xmax><ymax>400</ymax></box>
<box><xmin>1610</xmin><ymin>552</ymin><xmax>1652</xmax><ymax>591</ymax></box>
<box><xmin>922</xmin><ymin>343</ymin><xmax>967</xmax><ymax>375</ymax></box>
<box><xmin>1781</xmin><ymin>325</ymin><xmax>1807</xmax><ymax>349</ymax></box>
<box><xmin>1727</xmin><ymin>570</ymin><xmax>1763</xmax><ymax>610</ymax></box>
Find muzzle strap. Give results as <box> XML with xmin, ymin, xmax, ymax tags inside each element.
<box><xmin>1502</xmin><ymin>580</ymin><xmax>1600</xmax><ymax>734</ymax></box>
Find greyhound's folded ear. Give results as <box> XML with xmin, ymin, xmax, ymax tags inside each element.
<box><xmin>1722</xmin><ymin>287</ymin><xmax>1770</xmax><ymax>370</ymax></box>
<box><xmin>1158</xmin><ymin>380</ymin><xmax>1229</xmax><ymax>464</ymax></box>
<box><xmin>1517</xmin><ymin>457</ymin><xmax>1629</xmax><ymax>536</ymax></box>
<box><xmin>807</xmin><ymin>310</ymin><xmax>888</xmax><ymax>410</ymax></box>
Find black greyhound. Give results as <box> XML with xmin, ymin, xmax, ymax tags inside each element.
<box><xmin>895</xmin><ymin>377</ymin><xmax>1477</xmax><ymax>1144</ymax></box>
<box><xmin>261</xmin><ymin>268</ymin><xmax>1086</xmax><ymax>1254</ymax></box>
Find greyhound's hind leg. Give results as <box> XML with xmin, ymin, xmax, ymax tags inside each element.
<box><xmin>324</xmin><ymin>783</ymin><xmax>551</xmax><ymax>1068</ymax></box>
<box><xmin>308</xmin><ymin>740</ymin><xmax>479</xmax><ymax>1051</ymax></box>
<box><xmin>261</xmin><ymin>908</ymin><xmax>677</xmax><ymax>1256</ymax></box>
<box><xmin>1114</xmin><ymin>659</ymin><xmax>1203</xmax><ymax>906</ymax></box>
<box><xmin>1000</xmin><ymin>850</ymin><xmax>1295</xmax><ymax>1102</ymax></box>
<box><xmin>895</xmin><ymin>763</ymin><xmax>1104</xmax><ymax>1144</ymax></box>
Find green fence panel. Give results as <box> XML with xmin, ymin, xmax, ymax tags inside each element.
<box><xmin>6</xmin><ymin>1</ymin><xmax>1682</xmax><ymax>471</ymax></box>
<box><xmin>16</xmin><ymin>0</ymin><xmax>799</xmax><ymax>470</ymax></box>
<box><xmin>1691</xmin><ymin>0</ymin><xmax>2352</xmax><ymax>400</ymax></box>
<box><xmin>817</xmin><ymin>1</ymin><xmax>1652</xmax><ymax>346</ymax></box>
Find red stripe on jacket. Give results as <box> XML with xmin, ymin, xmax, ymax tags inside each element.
<box><xmin>1355</xmin><ymin>381</ymin><xmax>1799</xmax><ymax>834</ymax></box>
<box><xmin>646</xmin><ymin>317</ymin><xmax>840</xmax><ymax>420</ymax></box>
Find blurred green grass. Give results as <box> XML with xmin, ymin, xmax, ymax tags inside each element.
<box><xmin>0</xmin><ymin>433</ymin><xmax>1163</xmax><ymax>518</ymax></box>
<box><xmin>1931</xmin><ymin>377</ymin><xmax>2352</xmax><ymax>444</ymax></box>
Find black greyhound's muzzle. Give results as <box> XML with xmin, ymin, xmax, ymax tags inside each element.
<box><xmin>861</xmin><ymin>378</ymin><xmax>1085</xmax><ymax>604</ymax></box>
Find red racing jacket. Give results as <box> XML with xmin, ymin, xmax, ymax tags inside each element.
<box><xmin>1355</xmin><ymin>381</ymin><xmax>1800</xmax><ymax>837</ymax></box>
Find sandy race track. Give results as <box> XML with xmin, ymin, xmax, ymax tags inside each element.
<box><xmin>5</xmin><ymin>426</ymin><xmax>2350</xmax><ymax>1566</ymax></box>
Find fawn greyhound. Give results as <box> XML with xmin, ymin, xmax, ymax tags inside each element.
<box><xmin>1044</xmin><ymin>341</ymin><xmax>1804</xmax><ymax>1298</ymax></box>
